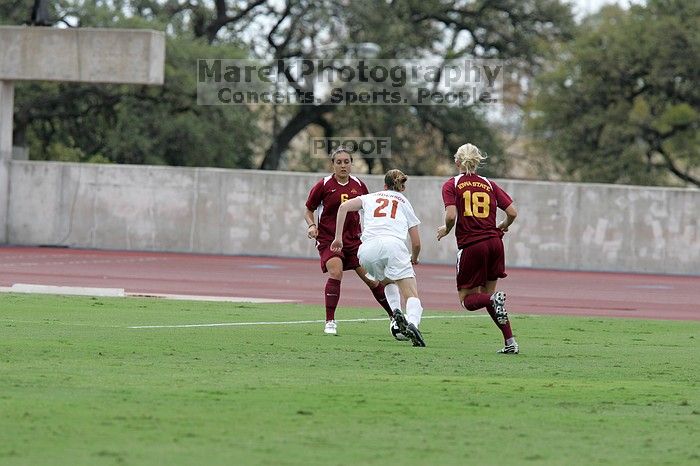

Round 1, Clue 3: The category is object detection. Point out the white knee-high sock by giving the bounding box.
[406,297,423,327]
[384,283,401,312]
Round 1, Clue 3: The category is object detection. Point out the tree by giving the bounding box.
[0,1,34,25]
[527,1,699,187]
[256,0,575,172]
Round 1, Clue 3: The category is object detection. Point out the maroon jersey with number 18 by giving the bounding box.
[442,173,513,249]
[306,174,369,248]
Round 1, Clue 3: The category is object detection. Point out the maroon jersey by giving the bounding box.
[442,173,513,249]
[306,174,369,248]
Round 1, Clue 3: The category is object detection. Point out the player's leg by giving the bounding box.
[387,240,426,347]
[460,285,517,353]
[382,279,408,341]
[456,241,489,310]
[360,245,405,341]
[459,286,495,313]
[383,239,418,314]
[323,256,343,335]
[485,240,518,353]
[353,243,394,318]
[354,266,393,318]
[460,284,507,321]
[394,277,421,325]
[483,281,497,294]
[483,279,509,324]
[384,239,425,346]
[392,277,425,347]
[484,279,517,353]
[382,282,401,313]
[458,241,518,353]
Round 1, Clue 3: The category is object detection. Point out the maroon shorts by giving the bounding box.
[456,237,507,290]
[318,244,361,273]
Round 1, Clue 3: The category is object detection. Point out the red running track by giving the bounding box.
[0,246,697,320]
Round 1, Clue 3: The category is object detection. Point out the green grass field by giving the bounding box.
[1,293,698,465]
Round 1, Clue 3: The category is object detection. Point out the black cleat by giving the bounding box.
[392,309,409,333]
[393,309,426,347]
[406,322,426,347]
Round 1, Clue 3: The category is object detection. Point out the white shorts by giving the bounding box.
[358,237,415,281]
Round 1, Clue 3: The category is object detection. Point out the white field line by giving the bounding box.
[128,314,489,329]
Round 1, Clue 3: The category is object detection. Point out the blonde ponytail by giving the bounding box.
[454,143,486,174]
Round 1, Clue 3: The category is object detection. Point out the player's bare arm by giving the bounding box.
[497,204,518,232]
[437,205,458,241]
[409,226,421,264]
[330,197,363,252]
[304,208,318,239]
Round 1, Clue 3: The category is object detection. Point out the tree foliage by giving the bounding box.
[0,1,35,25]
[3,0,575,176]
[527,0,699,187]
[254,0,574,173]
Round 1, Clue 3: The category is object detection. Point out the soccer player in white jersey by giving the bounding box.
[331,170,426,347]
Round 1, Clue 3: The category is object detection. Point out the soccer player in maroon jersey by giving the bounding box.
[436,143,520,354]
[304,147,395,335]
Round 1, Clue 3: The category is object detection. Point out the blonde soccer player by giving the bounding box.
[331,169,426,347]
[436,143,520,354]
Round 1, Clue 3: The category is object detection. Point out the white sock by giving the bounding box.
[384,284,401,313]
[406,297,423,327]
[506,337,516,346]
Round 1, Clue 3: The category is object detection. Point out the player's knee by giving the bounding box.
[461,294,481,311]
[363,278,378,289]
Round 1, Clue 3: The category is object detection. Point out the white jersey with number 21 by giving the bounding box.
[359,191,421,242]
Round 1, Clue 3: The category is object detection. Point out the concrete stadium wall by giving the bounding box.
[0,26,165,84]
[5,160,699,275]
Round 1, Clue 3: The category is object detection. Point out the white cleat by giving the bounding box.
[324,320,337,335]
[490,291,509,325]
[497,342,519,354]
